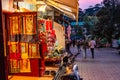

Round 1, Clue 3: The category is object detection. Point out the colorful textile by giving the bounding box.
[28,43,39,58]
[23,15,36,34]
[20,43,28,59]
[8,42,21,59]
[9,16,21,34]
[9,59,20,73]
[20,59,31,72]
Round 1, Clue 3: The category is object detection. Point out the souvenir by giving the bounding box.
[45,20,52,31]
[23,15,36,34]
[9,42,20,59]
[20,59,31,72]
[9,16,21,34]
[28,43,39,58]
[10,59,20,73]
[38,19,45,33]
[20,43,28,58]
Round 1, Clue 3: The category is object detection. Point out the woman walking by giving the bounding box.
[89,38,96,59]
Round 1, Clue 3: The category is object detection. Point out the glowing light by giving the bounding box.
[38,5,47,12]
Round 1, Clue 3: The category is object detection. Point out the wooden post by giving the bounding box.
[0,0,7,80]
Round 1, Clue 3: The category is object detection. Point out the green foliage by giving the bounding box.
[94,0,120,43]
[75,25,83,36]
[83,15,98,35]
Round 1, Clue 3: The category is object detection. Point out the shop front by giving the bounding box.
[1,0,79,79]
[3,11,62,77]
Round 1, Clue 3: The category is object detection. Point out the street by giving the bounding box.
[71,47,120,80]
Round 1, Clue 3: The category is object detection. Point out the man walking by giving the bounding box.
[89,37,96,58]
[81,37,87,58]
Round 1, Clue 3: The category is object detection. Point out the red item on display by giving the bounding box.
[39,59,45,76]
[46,20,52,31]
[39,43,48,59]
[28,43,39,58]
[51,30,56,39]
[9,42,21,59]
[51,29,55,34]
[47,30,56,43]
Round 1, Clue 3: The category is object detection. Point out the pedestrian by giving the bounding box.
[65,39,70,52]
[96,38,101,48]
[76,40,81,53]
[112,38,119,49]
[118,37,120,54]
[81,37,87,58]
[89,37,96,58]
[72,39,76,47]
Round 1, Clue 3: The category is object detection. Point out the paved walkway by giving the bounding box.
[70,46,120,80]
[8,75,53,80]
[9,47,120,80]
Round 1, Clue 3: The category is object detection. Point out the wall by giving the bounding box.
[2,0,13,11]
[53,22,65,49]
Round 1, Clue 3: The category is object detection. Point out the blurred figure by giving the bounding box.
[89,37,96,59]
[96,38,101,48]
[118,37,120,54]
[112,38,119,49]
[76,40,81,53]
[72,39,76,47]
[81,37,87,58]
[65,39,71,52]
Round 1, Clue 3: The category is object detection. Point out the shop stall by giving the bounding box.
[4,11,64,77]
[4,12,45,77]
[1,0,79,79]
[37,19,62,64]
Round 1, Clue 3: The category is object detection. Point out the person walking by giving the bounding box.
[81,37,87,58]
[65,39,70,52]
[89,37,96,58]
[76,40,81,53]
[72,39,76,47]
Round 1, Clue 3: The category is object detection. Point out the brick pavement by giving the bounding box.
[70,46,120,80]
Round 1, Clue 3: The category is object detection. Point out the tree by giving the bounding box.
[95,7,113,42]
[83,15,98,36]
[94,0,120,43]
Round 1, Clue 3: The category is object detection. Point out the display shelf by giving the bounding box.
[9,58,40,77]
[4,12,57,77]
[5,12,44,77]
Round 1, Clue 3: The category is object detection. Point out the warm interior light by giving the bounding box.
[38,5,47,12]
[47,0,72,12]
[59,4,72,12]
